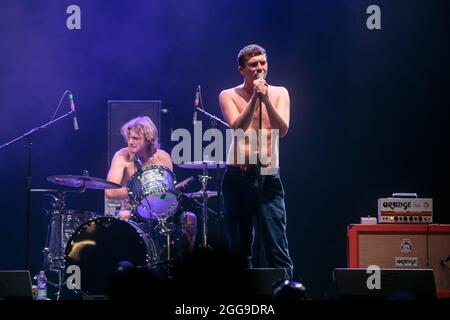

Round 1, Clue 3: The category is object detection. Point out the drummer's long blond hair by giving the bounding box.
[120,116,160,153]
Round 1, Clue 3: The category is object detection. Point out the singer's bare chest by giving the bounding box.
[233,86,281,128]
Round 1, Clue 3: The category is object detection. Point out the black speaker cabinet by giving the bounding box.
[333,268,436,300]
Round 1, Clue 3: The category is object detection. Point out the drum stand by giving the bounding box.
[154,215,179,278]
[42,190,67,300]
[157,216,172,261]
[42,183,88,300]
[198,164,212,250]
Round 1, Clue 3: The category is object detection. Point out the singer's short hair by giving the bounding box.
[120,116,159,152]
[237,44,267,67]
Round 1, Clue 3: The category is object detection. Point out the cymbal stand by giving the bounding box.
[42,190,67,300]
[198,163,212,250]
[157,216,172,260]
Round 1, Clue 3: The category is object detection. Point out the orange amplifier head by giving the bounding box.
[377,197,433,223]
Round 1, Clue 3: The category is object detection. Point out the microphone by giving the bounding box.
[68,92,79,130]
[256,72,266,79]
[256,72,265,101]
[193,85,200,124]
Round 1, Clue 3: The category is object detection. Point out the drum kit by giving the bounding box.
[40,161,225,299]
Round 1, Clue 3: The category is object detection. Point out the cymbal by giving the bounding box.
[30,189,59,193]
[178,161,226,169]
[183,190,218,199]
[47,175,122,190]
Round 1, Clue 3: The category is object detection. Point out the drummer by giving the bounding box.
[105,116,196,249]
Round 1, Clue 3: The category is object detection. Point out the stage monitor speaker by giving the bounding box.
[105,100,162,215]
[0,270,33,300]
[333,268,437,300]
[242,268,289,296]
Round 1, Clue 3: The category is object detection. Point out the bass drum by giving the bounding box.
[64,217,158,296]
[46,210,97,272]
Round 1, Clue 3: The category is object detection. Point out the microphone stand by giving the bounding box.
[194,107,230,129]
[0,110,75,271]
[255,73,266,269]
[256,97,264,269]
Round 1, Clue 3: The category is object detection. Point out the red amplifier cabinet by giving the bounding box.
[347,224,450,298]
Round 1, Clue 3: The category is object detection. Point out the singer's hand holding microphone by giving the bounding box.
[253,72,268,100]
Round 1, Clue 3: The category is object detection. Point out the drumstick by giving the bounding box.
[175,176,194,189]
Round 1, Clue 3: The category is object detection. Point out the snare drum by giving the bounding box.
[127,165,180,221]
[64,217,158,296]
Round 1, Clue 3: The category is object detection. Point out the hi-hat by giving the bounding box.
[47,175,122,190]
[30,189,59,193]
[178,161,226,169]
[183,190,218,199]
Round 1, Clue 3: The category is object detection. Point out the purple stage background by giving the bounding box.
[1,0,449,299]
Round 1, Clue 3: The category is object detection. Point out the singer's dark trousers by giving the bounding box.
[222,166,293,278]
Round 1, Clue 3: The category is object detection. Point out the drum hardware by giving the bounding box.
[188,198,221,217]
[40,189,68,300]
[41,190,98,300]
[183,190,218,199]
[42,171,121,299]
[178,161,225,250]
[31,189,59,193]
[128,165,180,221]
[47,170,122,190]
[178,161,226,170]
[199,170,212,250]
[154,216,176,277]
[175,176,194,189]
